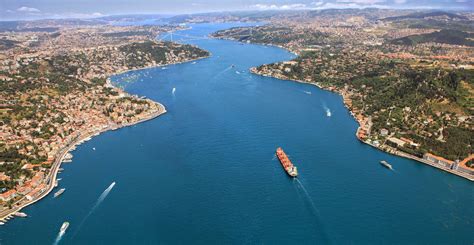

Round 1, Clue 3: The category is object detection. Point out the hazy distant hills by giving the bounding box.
[391,29,474,47]
[383,11,469,21]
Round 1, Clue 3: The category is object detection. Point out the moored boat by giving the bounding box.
[276,147,298,177]
[14,212,27,218]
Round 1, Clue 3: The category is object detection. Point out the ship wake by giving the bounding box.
[72,182,116,238]
[52,231,65,245]
[294,178,332,243]
[295,178,320,216]
[321,102,332,117]
[210,65,233,81]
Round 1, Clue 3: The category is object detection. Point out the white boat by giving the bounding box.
[0,222,4,225]
[54,188,65,198]
[60,221,69,233]
[380,160,393,170]
[14,212,27,218]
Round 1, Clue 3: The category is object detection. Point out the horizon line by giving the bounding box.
[1,7,473,22]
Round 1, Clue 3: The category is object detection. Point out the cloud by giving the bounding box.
[17,6,41,12]
[311,1,326,6]
[251,3,308,10]
[336,0,386,4]
[394,0,407,3]
[316,2,390,9]
[50,12,105,19]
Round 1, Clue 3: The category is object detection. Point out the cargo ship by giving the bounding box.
[380,160,393,170]
[276,147,298,177]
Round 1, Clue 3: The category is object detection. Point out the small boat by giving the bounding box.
[231,64,236,68]
[380,160,393,170]
[92,147,96,151]
[14,212,27,218]
[54,188,65,198]
[60,221,69,233]
[0,222,4,225]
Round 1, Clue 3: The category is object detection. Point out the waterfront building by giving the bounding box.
[423,153,454,168]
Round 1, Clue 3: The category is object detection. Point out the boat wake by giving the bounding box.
[325,108,332,117]
[303,90,312,95]
[322,105,332,117]
[53,231,65,245]
[72,182,116,238]
[294,178,331,243]
[295,178,320,216]
[210,65,233,81]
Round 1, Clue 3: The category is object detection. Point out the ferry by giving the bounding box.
[276,147,298,177]
[60,221,69,233]
[14,212,27,218]
[54,188,66,198]
[380,160,393,170]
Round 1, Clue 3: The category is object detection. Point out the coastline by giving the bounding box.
[249,68,474,182]
[0,34,211,223]
[0,94,166,222]
[0,57,207,222]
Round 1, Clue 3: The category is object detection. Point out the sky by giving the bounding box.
[1,0,473,21]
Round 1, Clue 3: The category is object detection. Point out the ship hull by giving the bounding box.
[276,148,298,177]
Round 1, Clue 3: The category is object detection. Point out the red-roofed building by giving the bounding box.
[0,189,17,202]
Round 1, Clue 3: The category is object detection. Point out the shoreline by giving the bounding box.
[249,68,474,182]
[0,34,211,223]
[0,55,205,221]
[0,103,166,222]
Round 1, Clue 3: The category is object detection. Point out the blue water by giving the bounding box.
[1,23,473,244]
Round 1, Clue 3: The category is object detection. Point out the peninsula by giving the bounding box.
[0,21,209,221]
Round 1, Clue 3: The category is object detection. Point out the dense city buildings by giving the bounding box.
[0,21,209,216]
